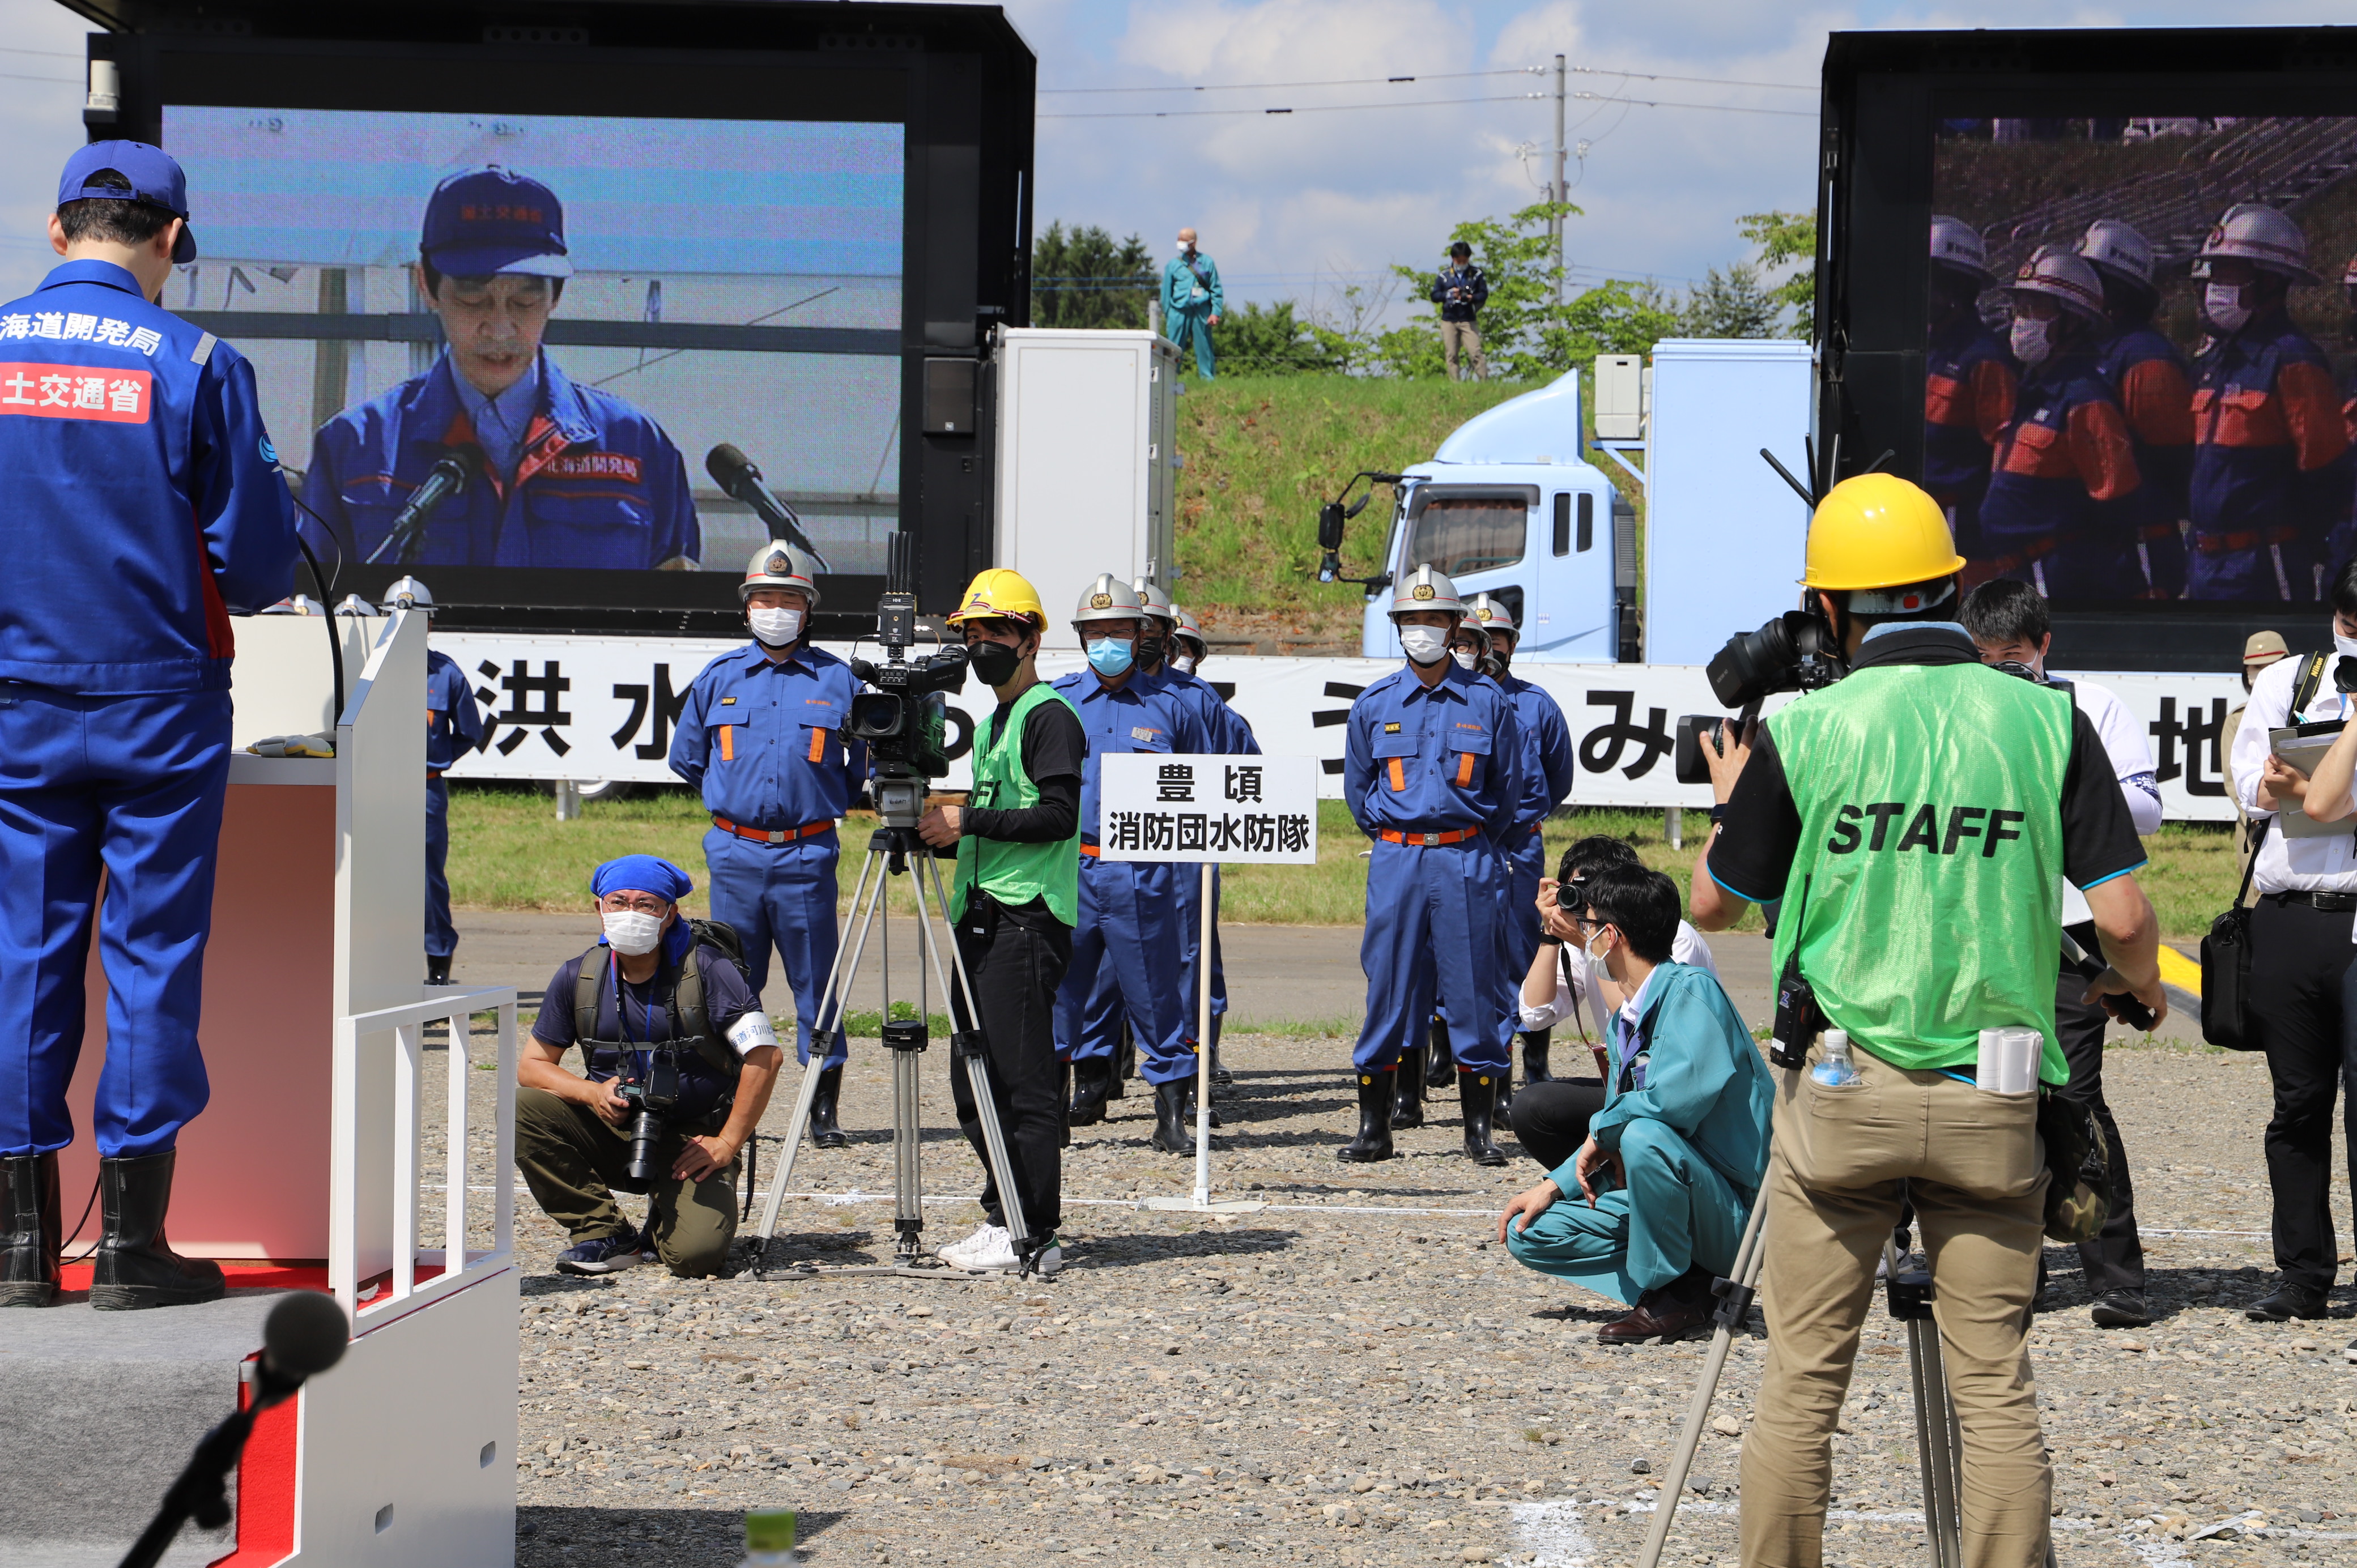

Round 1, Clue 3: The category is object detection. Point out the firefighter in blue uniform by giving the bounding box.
[2078,220,2194,599]
[1925,215,2018,573]
[1341,564,1524,1168]
[381,577,487,986]
[2185,203,2351,602]
[300,167,700,572]
[1056,575,1219,1156]
[1975,246,2145,599]
[0,144,295,1310]
[669,543,866,1148]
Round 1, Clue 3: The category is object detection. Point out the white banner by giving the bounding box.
[432,633,2248,823]
[1096,755,1319,863]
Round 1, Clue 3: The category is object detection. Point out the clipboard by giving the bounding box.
[2269,722,2351,838]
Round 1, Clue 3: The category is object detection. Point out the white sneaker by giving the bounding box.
[935,1223,1009,1269]
[963,1230,1062,1276]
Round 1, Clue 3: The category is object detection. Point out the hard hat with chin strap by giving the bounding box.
[1173,605,1207,655]
[1390,562,1465,618]
[1466,592,1516,637]
[1801,475,1965,606]
[2077,219,2156,293]
[1129,578,1177,625]
[2011,245,2108,324]
[739,541,820,609]
[947,567,1047,629]
[2195,202,2324,285]
[1929,214,1992,284]
[1072,572,1145,627]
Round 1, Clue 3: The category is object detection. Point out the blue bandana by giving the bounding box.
[589,854,693,904]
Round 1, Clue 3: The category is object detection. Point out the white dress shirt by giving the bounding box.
[2230,647,2357,896]
[2056,676,2164,924]
[1520,921,1718,1036]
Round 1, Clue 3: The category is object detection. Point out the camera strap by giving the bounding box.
[571,944,741,1087]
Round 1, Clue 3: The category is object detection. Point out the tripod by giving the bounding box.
[747,779,1041,1279]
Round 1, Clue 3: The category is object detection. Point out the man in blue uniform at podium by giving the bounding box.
[0,143,295,1310]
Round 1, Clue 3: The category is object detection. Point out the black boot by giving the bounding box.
[1521,1028,1552,1088]
[1067,1058,1113,1126]
[1338,1068,1394,1164]
[1390,1046,1426,1130]
[1111,1024,1134,1099]
[809,1064,849,1149]
[91,1151,225,1311]
[1,1153,62,1307]
[1211,1039,1232,1088]
[1151,1081,1196,1155]
[425,953,453,986]
[1494,1063,1517,1130]
[1461,1072,1508,1166]
[1423,1016,1455,1089]
[1182,1083,1223,1130]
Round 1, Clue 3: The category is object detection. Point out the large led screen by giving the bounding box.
[1929,116,2357,606]
[162,105,904,583]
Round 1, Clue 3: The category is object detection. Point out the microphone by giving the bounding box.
[706,442,831,569]
[367,453,470,567]
[256,1290,351,1398]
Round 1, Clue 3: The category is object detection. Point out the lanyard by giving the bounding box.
[608,949,660,1081]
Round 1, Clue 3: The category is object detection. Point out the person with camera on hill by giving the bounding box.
[1689,474,2163,1568]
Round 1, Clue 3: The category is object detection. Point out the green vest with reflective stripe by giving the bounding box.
[1764,659,2076,1083]
[952,680,1080,925]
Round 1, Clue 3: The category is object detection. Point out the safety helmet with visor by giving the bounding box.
[2194,203,2324,285]
[739,541,821,610]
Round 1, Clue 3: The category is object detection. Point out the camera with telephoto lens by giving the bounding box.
[615,1051,683,1187]
[1672,608,1852,785]
[846,533,966,826]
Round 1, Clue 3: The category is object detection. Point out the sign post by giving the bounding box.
[1095,753,1318,1212]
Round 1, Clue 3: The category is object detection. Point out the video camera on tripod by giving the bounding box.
[846,534,967,825]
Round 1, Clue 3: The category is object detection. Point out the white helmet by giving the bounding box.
[1466,591,1517,637]
[2010,245,2108,324]
[1390,561,1465,618]
[2196,203,2323,285]
[259,594,322,616]
[1173,605,1208,658]
[1072,572,1146,628]
[1129,578,1177,625]
[1929,214,1992,284]
[739,541,821,609]
[2075,219,2155,293]
[381,576,435,615]
[333,593,377,617]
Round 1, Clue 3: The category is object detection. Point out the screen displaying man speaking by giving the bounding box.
[160,106,905,582]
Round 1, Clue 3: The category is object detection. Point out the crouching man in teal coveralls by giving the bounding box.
[1495,863,1771,1344]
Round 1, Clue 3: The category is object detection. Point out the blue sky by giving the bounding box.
[7,2,2356,314]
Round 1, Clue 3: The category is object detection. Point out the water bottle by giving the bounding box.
[1811,1029,1860,1087]
[740,1509,796,1566]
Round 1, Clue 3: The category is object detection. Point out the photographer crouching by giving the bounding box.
[516,855,782,1278]
[1689,476,2164,1568]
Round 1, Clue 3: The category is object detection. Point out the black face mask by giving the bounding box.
[969,637,1024,688]
[1135,633,1167,670]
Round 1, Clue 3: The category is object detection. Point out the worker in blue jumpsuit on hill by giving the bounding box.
[670,543,867,1148]
[300,166,700,572]
[1162,228,1224,380]
[381,577,486,986]
[0,143,295,1311]
[1341,564,1524,1168]
[1056,575,1218,1156]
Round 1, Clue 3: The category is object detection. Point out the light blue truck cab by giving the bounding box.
[1345,370,1636,664]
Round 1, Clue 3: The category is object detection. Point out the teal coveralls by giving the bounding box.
[1162,249,1223,379]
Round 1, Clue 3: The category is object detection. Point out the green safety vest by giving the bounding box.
[952,680,1080,925]
[1765,657,2077,1084]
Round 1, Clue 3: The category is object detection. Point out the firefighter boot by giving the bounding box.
[1390,1046,1426,1130]
[809,1064,849,1149]
[91,1151,226,1311]
[1,1153,62,1307]
[1461,1071,1508,1167]
[1338,1069,1396,1164]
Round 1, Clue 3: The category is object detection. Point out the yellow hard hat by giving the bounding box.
[947,567,1046,628]
[1800,474,1964,592]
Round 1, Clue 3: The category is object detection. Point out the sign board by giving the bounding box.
[1094,754,1318,864]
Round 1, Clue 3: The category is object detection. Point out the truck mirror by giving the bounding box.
[1317,501,1346,552]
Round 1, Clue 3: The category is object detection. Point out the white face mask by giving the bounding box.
[748,606,803,647]
[1584,927,1613,964]
[1399,626,1449,666]
[2009,316,2052,367]
[1451,648,1479,671]
[2334,628,2357,663]
[2205,282,2251,334]
[1170,653,1198,675]
[602,910,664,956]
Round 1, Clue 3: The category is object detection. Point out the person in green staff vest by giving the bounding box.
[916,568,1086,1277]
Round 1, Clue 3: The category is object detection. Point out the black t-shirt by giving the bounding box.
[531,945,761,1077]
[1705,626,2147,906]
[963,691,1087,843]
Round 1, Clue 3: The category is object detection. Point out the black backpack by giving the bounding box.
[572,917,756,1085]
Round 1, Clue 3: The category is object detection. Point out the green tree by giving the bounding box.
[1679,261,1782,339]
[1214,300,1348,376]
[1738,210,1816,338]
[1031,221,1154,329]
[1389,200,1583,379]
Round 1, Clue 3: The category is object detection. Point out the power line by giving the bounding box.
[0,45,86,59]
[1039,62,1813,96]
[1575,91,1810,118]
[1041,92,1542,121]
[0,71,79,84]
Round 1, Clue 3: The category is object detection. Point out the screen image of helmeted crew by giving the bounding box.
[1929,115,2357,606]
[158,106,905,577]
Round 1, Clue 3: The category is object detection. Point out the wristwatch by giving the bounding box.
[1707,804,1729,825]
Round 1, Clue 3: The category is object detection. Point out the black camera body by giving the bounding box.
[1705,609,1846,709]
[615,1053,683,1187]
[848,539,969,811]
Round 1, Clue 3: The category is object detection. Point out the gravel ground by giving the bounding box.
[422,1024,2357,1567]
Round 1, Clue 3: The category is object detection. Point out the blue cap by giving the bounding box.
[589,855,692,905]
[420,167,571,279]
[58,140,197,264]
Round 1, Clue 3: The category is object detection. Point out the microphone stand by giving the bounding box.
[117,1366,300,1568]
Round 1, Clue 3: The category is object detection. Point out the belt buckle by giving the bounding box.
[1420,832,1440,847]
[765,829,788,845]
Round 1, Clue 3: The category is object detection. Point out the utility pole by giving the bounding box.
[1552,52,1567,308]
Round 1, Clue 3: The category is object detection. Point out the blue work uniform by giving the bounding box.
[2095,326,2194,598]
[1924,318,2018,560]
[1162,250,1223,380]
[1054,668,1217,1086]
[1504,964,1770,1303]
[425,647,487,961]
[669,642,867,1068]
[1343,661,1523,1077]
[1494,673,1577,1052]
[300,350,700,570]
[2186,316,2352,601]
[1975,352,2144,599]
[1152,667,1257,1051]
[0,259,295,1158]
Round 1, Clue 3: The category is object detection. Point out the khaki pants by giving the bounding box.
[1441,319,1485,381]
[514,1085,741,1277]
[1739,1044,2050,1568]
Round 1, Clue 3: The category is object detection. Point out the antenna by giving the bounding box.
[885,530,916,596]
[1760,448,1816,508]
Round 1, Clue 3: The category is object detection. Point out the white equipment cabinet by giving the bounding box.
[989,327,1180,647]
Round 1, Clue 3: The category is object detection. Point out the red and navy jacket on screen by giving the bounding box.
[1923,318,2018,504]
[0,259,293,693]
[1976,353,2142,561]
[2189,317,2351,551]
[2096,326,2194,519]
[300,350,699,570]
